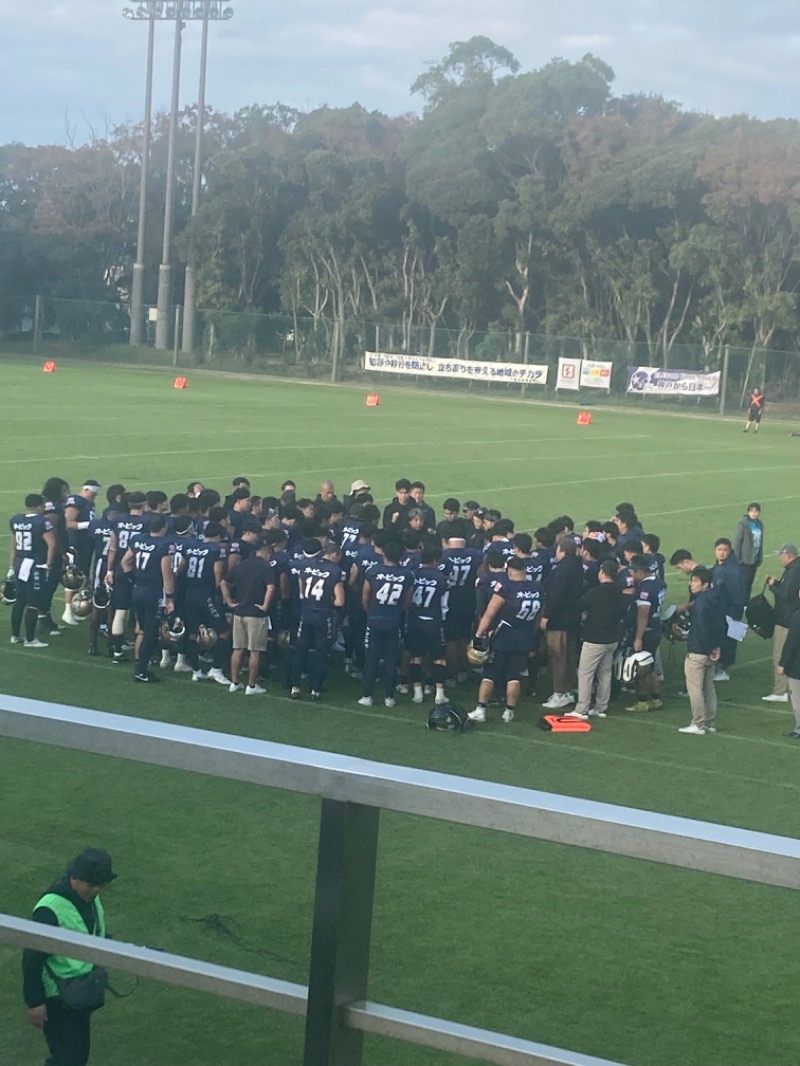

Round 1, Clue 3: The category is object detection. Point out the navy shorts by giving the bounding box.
[405,616,446,659]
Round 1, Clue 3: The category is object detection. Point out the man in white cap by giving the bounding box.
[344,479,371,512]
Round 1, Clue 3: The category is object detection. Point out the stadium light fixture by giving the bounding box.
[123,1,234,20]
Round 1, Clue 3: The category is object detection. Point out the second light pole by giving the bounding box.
[155,11,184,350]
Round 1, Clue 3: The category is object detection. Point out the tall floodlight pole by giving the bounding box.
[124,1,233,350]
[182,2,233,353]
[126,3,156,346]
[154,11,184,349]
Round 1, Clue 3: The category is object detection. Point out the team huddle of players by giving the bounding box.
[7,474,674,714]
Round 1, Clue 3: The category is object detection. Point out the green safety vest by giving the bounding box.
[35,892,106,1000]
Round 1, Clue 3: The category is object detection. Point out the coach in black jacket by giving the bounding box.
[568,560,626,719]
[541,537,584,708]
[764,544,800,702]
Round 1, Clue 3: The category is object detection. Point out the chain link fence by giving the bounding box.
[2,295,800,417]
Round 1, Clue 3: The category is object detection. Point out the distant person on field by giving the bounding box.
[733,503,764,599]
[743,388,764,433]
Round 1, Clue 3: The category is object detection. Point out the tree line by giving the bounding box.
[2,36,800,371]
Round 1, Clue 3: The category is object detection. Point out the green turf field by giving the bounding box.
[1,358,799,1066]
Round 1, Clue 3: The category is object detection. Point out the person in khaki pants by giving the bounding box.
[763,544,800,703]
[680,567,726,735]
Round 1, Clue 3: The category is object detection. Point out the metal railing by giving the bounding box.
[3,693,800,1066]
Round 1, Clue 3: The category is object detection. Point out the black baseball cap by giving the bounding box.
[67,847,117,886]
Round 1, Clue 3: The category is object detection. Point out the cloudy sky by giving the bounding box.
[3,0,800,145]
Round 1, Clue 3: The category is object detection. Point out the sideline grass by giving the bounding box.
[1,358,799,1066]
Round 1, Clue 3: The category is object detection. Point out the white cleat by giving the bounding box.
[501,709,514,723]
[191,670,209,682]
[384,697,396,708]
[245,684,266,695]
[468,707,486,723]
[762,693,789,702]
[228,683,244,694]
[678,723,706,735]
[357,696,373,707]
[24,639,49,648]
[207,668,230,686]
[564,709,589,720]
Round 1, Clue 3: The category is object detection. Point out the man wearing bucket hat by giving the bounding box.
[23,847,117,1066]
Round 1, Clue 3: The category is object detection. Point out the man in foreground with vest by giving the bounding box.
[22,847,116,1066]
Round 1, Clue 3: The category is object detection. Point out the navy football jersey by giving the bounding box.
[166,533,198,575]
[270,549,291,589]
[528,547,555,585]
[635,574,666,633]
[113,514,148,559]
[228,538,257,565]
[441,547,483,593]
[401,549,422,571]
[89,518,114,562]
[366,565,414,623]
[297,559,343,614]
[352,545,382,588]
[183,540,224,594]
[485,537,516,562]
[65,494,95,524]
[129,534,170,594]
[9,513,53,569]
[409,566,449,622]
[491,576,544,649]
[339,518,363,551]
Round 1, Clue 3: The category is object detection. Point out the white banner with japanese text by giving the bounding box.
[626,367,721,396]
[364,351,548,386]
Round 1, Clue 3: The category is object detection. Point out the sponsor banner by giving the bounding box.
[556,357,581,391]
[364,351,548,386]
[580,359,613,390]
[626,366,721,397]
